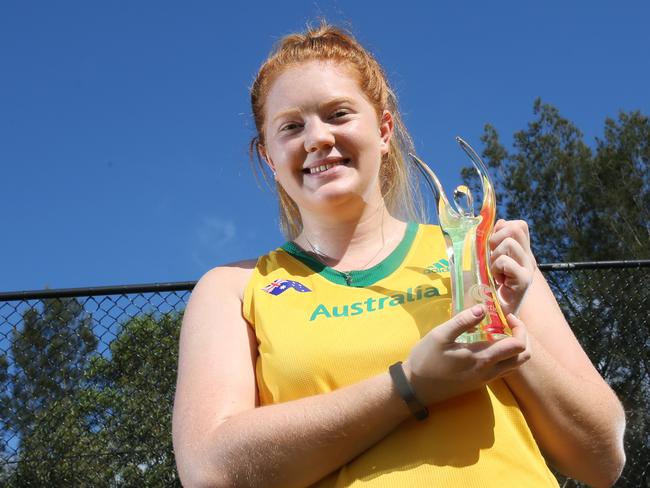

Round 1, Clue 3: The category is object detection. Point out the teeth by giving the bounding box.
[308,160,347,174]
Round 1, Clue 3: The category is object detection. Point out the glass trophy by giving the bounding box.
[410,137,511,343]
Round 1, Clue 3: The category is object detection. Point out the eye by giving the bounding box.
[279,122,302,132]
[330,109,349,119]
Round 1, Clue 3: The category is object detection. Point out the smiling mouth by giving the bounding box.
[303,159,350,175]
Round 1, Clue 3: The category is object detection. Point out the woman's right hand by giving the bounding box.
[404,305,530,406]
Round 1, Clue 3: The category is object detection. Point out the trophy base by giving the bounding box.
[456,329,510,344]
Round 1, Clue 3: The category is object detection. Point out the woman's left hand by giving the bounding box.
[489,219,537,316]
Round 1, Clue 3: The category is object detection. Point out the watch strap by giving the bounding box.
[389,361,429,421]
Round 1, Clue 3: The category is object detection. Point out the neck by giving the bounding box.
[295,201,406,271]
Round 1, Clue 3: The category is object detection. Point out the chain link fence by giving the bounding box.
[0,263,648,487]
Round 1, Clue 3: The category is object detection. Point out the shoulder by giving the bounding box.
[204,258,259,279]
[193,258,259,302]
[191,242,298,303]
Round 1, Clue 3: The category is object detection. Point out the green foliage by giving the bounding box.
[462,100,650,487]
[463,99,649,261]
[0,298,97,438]
[588,111,650,259]
[84,312,182,487]
[0,301,182,486]
[0,297,98,484]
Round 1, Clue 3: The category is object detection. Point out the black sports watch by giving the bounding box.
[389,361,429,421]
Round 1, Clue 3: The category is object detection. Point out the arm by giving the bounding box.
[489,220,626,487]
[505,270,626,487]
[172,264,530,488]
[172,264,411,488]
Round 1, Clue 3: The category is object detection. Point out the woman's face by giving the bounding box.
[261,60,393,216]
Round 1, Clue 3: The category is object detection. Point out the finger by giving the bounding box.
[477,335,527,363]
[493,219,507,233]
[436,305,486,343]
[498,315,531,365]
[474,315,530,379]
[491,242,533,285]
[491,254,531,290]
[476,314,529,361]
[507,314,530,348]
[492,350,531,377]
[489,220,532,254]
[491,237,532,270]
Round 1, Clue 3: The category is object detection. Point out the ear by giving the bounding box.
[258,144,276,173]
[379,110,394,156]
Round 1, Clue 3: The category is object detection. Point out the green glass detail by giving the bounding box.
[409,137,510,343]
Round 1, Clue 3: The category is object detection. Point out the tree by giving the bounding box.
[0,302,182,487]
[0,297,97,484]
[462,99,649,262]
[462,100,650,487]
[1,306,183,486]
[83,311,182,486]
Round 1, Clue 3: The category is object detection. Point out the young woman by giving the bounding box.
[172,24,625,488]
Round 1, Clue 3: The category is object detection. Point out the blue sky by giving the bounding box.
[2,1,649,291]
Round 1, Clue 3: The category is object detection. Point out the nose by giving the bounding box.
[304,118,335,153]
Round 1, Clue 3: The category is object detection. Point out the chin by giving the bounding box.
[288,176,379,212]
[311,187,373,212]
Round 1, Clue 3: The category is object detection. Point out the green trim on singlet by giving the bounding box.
[280,221,419,287]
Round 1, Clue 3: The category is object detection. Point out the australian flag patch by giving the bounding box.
[262,279,312,296]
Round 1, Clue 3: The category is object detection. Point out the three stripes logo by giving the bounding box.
[425,258,450,274]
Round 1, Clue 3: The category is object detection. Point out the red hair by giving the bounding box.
[250,22,424,238]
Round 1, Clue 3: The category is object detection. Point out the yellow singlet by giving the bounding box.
[243,222,559,487]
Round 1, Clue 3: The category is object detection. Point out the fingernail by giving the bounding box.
[471,305,485,317]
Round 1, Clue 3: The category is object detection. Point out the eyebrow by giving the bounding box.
[271,97,355,125]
